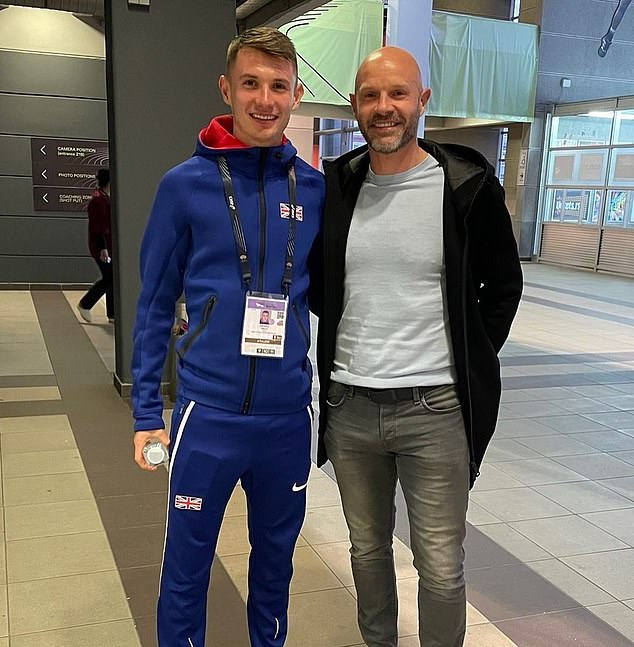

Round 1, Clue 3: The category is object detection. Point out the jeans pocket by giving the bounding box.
[420,384,462,413]
[326,381,349,408]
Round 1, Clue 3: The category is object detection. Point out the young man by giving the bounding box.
[315,47,522,647]
[78,168,113,323]
[131,28,324,647]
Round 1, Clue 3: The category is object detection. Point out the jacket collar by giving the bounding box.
[326,138,494,216]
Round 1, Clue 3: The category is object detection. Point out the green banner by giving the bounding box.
[279,0,384,106]
[429,12,538,122]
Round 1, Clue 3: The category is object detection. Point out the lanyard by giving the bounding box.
[217,155,297,296]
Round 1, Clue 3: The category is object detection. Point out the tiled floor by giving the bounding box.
[0,262,633,646]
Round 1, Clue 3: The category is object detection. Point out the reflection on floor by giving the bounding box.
[0,262,632,646]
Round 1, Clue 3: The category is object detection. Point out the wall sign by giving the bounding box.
[31,138,109,212]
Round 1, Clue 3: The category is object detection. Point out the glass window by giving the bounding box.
[544,189,564,222]
[561,190,583,223]
[608,148,634,186]
[613,109,634,145]
[604,190,633,227]
[550,113,613,148]
[547,150,608,186]
[548,153,576,184]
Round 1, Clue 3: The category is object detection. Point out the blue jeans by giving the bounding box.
[324,382,469,647]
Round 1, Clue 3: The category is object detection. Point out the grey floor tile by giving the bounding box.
[493,418,558,438]
[495,607,634,647]
[285,588,362,647]
[4,472,93,506]
[9,571,133,634]
[2,448,84,478]
[499,401,569,419]
[513,434,596,457]
[471,465,526,492]
[568,431,634,452]
[613,450,634,466]
[1,428,76,454]
[509,515,628,557]
[482,439,542,462]
[582,508,634,546]
[537,415,613,433]
[595,394,634,410]
[598,476,634,501]
[554,453,634,480]
[588,602,634,643]
[7,531,116,582]
[535,480,634,514]
[493,458,586,486]
[0,386,60,402]
[466,501,502,526]
[527,559,616,606]
[5,499,103,541]
[10,620,142,647]
[562,548,634,599]
[0,414,70,434]
[555,398,620,414]
[476,523,552,561]
[567,385,627,398]
[470,487,570,522]
[583,410,634,430]
[467,563,579,621]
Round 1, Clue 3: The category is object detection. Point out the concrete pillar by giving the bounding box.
[503,0,546,258]
[385,0,434,134]
[105,0,236,393]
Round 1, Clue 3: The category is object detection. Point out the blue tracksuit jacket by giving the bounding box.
[132,115,325,428]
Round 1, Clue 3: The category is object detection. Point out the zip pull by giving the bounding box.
[470,461,480,482]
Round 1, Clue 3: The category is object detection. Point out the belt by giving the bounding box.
[352,385,426,404]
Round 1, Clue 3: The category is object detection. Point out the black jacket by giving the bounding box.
[315,139,523,486]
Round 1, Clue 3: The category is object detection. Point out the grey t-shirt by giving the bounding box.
[332,153,457,388]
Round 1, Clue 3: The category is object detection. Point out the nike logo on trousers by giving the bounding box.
[292,481,308,492]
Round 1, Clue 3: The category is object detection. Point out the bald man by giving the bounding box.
[314,47,522,646]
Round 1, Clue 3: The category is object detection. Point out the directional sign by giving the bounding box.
[31,138,109,212]
[31,138,109,166]
[33,187,95,212]
[32,163,99,189]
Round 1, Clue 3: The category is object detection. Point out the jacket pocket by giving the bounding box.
[177,296,217,360]
[420,384,462,413]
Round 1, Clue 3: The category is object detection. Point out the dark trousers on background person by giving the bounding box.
[79,259,114,318]
[325,381,470,647]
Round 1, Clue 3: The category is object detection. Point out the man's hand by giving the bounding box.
[134,429,170,471]
[100,249,110,263]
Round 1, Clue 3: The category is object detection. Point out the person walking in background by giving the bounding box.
[598,0,632,57]
[315,47,522,647]
[131,28,324,647]
[78,168,113,323]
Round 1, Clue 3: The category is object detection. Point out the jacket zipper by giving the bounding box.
[241,150,268,414]
[461,174,487,484]
[292,303,310,351]
[176,296,216,359]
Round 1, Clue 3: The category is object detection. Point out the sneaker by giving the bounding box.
[77,305,92,323]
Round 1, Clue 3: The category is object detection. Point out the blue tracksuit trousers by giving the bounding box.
[158,398,312,646]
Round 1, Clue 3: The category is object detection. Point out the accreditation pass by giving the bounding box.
[241,292,288,358]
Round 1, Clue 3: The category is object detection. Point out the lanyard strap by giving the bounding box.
[217,156,252,285]
[281,165,297,296]
[217,156,298,295]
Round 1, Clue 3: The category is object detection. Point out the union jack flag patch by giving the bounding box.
[280,203,303,221]
[175,495,203,511]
